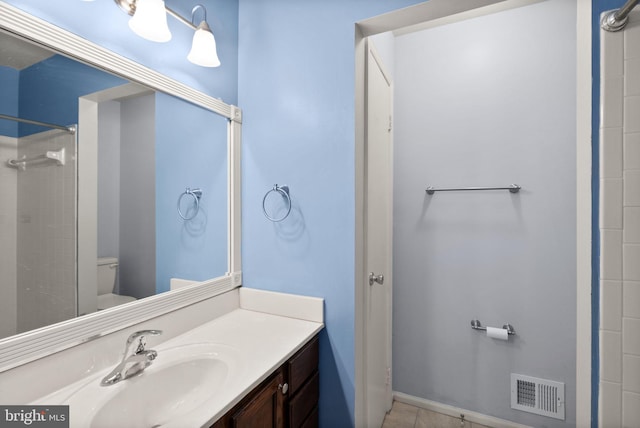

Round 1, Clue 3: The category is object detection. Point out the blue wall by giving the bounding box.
[1,55,125,138]
[155,92,229,293]
[237,1,421,426]
[19,55,124,135]
[0,66,19,137]
[2,0,239,105]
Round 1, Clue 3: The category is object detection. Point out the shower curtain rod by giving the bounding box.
[601,0,639,31]
[0,114,76,134]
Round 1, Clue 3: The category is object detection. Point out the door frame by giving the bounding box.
[353,1,592,426]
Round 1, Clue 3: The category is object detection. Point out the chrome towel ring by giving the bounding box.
[177,187,202,220]
[262,184,291,222]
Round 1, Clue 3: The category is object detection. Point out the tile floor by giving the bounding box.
[382,401,492,428]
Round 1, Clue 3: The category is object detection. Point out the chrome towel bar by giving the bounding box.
[7,148,66,170]
[426,184,521,195]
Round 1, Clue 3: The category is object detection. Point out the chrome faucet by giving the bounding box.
[100,329,163,386]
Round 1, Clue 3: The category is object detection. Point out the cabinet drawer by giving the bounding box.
[287,336,319,395]
[288,371,319,428]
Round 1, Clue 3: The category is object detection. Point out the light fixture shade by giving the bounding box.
[187,22,220,67]
[128,0,171,43]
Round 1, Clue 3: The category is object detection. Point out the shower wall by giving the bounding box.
[0,135,17,338]
[16,129,76,333]
[598,8,640,426]
[392,0,576,426]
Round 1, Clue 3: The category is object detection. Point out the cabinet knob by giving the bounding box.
[278,383,289,395]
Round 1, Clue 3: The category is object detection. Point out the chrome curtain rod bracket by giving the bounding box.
[426,184,521,195]
[601,0,640,31]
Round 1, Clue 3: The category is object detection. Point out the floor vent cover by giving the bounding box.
[510,374,565,420]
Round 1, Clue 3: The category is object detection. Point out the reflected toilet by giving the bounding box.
[97,257,137,310]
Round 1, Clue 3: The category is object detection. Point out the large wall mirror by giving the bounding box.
[0,2,241,371]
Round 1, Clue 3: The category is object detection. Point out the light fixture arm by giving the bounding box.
[165,4,209,30]
[165,6,197,30]
[191,5,207,26]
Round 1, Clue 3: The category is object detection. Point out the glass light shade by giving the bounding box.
[128,0,171,43]
[187,22,220,67]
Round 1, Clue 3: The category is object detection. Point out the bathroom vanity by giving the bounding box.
[212,335,319,428]
[13,288,324,428]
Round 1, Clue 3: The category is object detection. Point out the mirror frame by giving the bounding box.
[0,2,242,372]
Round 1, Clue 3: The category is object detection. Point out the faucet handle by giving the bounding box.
[124,330,162,356]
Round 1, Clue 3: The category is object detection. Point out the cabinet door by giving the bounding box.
[231,370,285,428]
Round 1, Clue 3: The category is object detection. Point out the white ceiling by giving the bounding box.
[0,31,54,70]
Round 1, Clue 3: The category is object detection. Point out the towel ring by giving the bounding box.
[262,184,291,222]
[177,187,202,220]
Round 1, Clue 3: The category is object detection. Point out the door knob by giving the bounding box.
[369,272,384,286]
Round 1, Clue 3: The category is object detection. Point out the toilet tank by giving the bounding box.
[97,257,118,295]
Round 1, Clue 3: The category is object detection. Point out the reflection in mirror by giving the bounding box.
[0,32,229,340]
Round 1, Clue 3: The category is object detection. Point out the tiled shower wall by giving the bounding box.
[16,129,76,333]
[599,8,640,427]
[0,135,17,338]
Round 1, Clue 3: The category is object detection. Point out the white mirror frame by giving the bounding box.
[0,1,242,372]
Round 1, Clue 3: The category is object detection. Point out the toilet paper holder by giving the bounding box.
[470,319,516,335]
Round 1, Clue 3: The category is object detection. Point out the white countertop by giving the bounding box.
[33,289,324,428]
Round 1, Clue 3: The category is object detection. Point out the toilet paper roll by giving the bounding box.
[486,326,508,341]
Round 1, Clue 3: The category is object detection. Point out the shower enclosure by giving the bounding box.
[0,115,77,339]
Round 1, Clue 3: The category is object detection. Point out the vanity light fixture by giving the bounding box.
[127,0,171,42]
[114,0,220,67]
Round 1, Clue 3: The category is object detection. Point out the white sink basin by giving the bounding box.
[62,343,242,428]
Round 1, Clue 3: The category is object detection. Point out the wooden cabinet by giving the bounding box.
[232,370,285,428]
[285,336,319,428]
[212,335,319,428]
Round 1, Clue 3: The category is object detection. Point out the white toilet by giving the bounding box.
[97,257,137,310]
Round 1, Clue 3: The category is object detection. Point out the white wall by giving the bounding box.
[95,94,155,299]
[369,32,395,76]
[599,8,640,427]
[392,0,577,425]
[0,136,17,338]
[97,100,121,266]
[16,129,76,332]
[119,94,155,299]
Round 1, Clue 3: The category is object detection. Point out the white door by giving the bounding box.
[364,40,393,428]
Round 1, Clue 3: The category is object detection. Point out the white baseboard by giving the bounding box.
[393,392,532,428]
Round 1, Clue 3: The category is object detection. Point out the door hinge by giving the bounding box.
[386,367,391,386]
[388,115,392,132]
